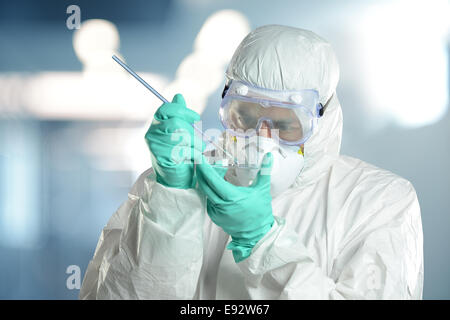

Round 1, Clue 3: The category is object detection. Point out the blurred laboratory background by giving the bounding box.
[0,0,448,299]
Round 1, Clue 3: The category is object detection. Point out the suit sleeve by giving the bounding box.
[236,180,424,299]
[79,169,206,299]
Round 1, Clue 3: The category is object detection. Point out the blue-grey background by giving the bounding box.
[0,0,448,299]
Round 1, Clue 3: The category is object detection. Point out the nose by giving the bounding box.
[257,120,272,138]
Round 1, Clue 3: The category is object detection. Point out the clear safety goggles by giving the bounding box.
[219,81,324,146]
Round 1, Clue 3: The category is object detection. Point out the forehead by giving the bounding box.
[265,106,297,120]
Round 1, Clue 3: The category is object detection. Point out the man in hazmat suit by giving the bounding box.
[79,25,423,299]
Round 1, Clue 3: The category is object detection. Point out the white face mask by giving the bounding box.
[223,135,304,198]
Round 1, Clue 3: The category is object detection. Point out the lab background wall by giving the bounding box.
[0,0,448,299]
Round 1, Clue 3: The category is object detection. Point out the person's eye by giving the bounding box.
[275,122,294,130]
[237,115,247,125]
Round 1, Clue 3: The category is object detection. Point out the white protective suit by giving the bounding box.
[80,25,424,299]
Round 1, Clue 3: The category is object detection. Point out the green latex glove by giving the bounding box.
[145,94,203,189]
[196,153,274,262]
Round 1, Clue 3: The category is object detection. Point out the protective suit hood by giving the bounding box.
[225,25,343,187]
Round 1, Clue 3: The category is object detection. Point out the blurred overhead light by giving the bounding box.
[0,19,168,120]
[0,12,250,121]
[73,19,120,73]
[165,10,250,115]
[360,0,449,128]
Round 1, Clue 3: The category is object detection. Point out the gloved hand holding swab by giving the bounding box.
[111,55,239,167]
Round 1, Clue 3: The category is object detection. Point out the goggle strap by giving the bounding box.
[221,84,230,99]
[318,93,334,117]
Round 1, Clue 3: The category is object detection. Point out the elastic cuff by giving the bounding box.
[226,241,255,263]
[226,221,275,263]
[156,174,196,190]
